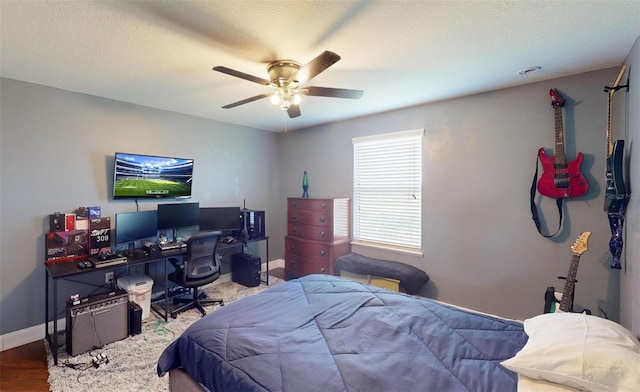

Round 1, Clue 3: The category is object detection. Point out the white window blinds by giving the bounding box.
[352,129,423,252]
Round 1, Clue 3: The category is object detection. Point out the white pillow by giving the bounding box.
[501,313,640,392]
[518,375,582,392]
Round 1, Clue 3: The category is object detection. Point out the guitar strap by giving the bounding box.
[530,154,564,238]
[607,199,626,269]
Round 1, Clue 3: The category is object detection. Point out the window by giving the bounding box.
[352,129,423,253]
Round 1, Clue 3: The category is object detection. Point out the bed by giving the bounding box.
[157,274,640,392]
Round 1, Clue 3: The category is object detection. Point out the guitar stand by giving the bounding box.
[555,276,592,315]
[603,79,630,93]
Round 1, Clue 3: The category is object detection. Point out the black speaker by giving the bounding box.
[66,289,129,356]
[232,253,261,287]
[129,302,142,335]
[144,243,161,256]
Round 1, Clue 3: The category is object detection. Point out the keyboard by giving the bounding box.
[158,242,186,251]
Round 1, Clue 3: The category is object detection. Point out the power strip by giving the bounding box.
[91,353,109,368]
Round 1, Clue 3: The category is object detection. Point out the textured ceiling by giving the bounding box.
[1,1,639,132]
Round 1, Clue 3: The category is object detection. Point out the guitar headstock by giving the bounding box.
[571,231,591,255]
[549,88,565,109]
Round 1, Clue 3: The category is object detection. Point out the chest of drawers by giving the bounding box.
[285,198,351,278]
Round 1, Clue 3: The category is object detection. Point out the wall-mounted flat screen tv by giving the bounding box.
[113,152,194,199]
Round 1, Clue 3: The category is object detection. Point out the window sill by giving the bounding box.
[351,241,424,258]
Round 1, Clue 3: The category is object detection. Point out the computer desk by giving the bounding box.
[216,236,270,284]
[45,236,269,365]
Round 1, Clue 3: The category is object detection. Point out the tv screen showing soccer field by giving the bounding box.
[113,152,194,199]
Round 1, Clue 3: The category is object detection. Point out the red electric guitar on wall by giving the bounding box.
[537,89,589,199]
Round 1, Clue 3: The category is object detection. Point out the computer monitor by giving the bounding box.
[157,202,200,230]
[199,207,242,233]
[115,210,158,246]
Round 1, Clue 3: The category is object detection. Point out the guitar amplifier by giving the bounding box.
[65,289,129,356]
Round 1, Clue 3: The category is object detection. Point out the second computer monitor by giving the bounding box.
[199,207,242,233]
[157,202,200,230]
[115,210,158,246]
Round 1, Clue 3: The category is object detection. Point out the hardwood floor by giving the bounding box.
[268,266,285,281]
[0,340,49,391]
[0,268,286,392]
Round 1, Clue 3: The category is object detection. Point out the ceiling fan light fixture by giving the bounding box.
[279,95,291,111]
[214,51,362,119]
[271,89,300,110]
[270,94,281,105]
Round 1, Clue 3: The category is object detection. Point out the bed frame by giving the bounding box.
[169,368,207,392]
[159,274,529,391]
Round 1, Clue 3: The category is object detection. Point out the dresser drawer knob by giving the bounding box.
[319,231,325,237]
[292,214,298,220]
[320,204,326,209]
[290,244,296,250]
[292,227,298,233]
[319,250,325,256]
[291,260,297,265]
[319,267,325,273]
[319,217,325,223]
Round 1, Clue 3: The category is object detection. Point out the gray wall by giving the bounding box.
[1,62,637,337]
[280,68,627,323]
[620,35,640,336]
[0,79,283,335]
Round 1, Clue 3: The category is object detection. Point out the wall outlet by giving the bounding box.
[105,272,114,284]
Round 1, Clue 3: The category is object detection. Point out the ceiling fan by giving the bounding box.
[213,51,364,118]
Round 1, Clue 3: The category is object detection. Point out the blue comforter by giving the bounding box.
[157,275,527,392]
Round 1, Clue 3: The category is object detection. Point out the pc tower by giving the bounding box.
[241,209,265,240]
[129,302,142,335]
[232,253,261,287]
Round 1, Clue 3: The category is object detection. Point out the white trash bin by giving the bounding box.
[117,274,154,320]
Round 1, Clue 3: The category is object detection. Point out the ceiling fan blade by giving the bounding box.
[213,66,271,86]
[221,94,270,109]
[287,105,301,118]
[288,51,341,85]
[119,2,277,63]
[303,86,364,99]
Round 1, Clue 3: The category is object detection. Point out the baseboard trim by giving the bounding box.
[0,259,285,352]
[0,317,66,352]
[268,258,285,270]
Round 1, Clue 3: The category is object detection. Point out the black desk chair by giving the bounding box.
[168,232,224,318]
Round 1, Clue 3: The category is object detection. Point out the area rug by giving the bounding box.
[46,277,283,392]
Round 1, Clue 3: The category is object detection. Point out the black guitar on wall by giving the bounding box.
[604,64,628,210]
[604,65,629,269]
